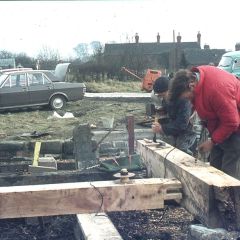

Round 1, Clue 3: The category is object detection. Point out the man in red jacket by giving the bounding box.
[172,66,240,179]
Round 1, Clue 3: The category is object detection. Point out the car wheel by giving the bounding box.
[50,95,66,110]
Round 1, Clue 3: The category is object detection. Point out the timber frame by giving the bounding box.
[0,178,181,219]
[137,139,240,230]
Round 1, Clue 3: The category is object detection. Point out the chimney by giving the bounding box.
[204,44,210,50]
[157,33,160,43]
[177,32,181,43]
[235,42,240,51]
[135,33,139,43]
[197,31,201,47]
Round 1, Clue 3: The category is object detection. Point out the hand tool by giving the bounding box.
[153,116,158,142]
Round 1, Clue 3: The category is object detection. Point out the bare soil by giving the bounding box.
[0,215,76,240]
[109,203,196,240]
[0,205,195,240]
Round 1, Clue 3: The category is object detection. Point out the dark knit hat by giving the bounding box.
[153,76,169,94]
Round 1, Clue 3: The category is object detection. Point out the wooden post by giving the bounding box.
[76,213,122,240]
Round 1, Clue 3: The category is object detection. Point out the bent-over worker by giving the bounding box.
[171,66,240,179]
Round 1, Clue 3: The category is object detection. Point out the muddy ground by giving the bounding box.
[0,98,147,141]
[109,203,196,240]
[0,204,195,240]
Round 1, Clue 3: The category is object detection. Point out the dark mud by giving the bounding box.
[109,203,196,240]
[0,203,196,240]
[0,215,76,240]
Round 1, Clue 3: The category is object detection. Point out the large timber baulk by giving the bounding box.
[137,139,240,230]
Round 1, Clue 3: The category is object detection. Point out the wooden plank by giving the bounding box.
[32,142,41,166]
[137,139,240,230]
[0,178,181,219]
[76,213,122,240]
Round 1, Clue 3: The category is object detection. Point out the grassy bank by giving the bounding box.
[85,80,142,93]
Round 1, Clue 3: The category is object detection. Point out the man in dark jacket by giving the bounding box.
[150,76,169,121]
[152,77,197,155]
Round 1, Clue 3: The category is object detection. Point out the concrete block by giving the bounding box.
[29,140,63,154]
[99,142,114,151]
[63,139,74,155]
[0,141,26,151]
[113,141,128,149]
[99,147,121,156]
[38,156,57,169]
[187,224,240,240]
[73,124,97,169]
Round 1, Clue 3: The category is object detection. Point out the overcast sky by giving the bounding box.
[0,0,239,58]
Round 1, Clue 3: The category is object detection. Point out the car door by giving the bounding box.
[27,72,54,105]
[0,73,28,108]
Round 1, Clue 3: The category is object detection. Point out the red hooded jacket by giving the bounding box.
[191,66,240,144]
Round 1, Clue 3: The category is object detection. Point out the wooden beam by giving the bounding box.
[76,213,122,240]
[0,178,181,219]
[137,139,240,230]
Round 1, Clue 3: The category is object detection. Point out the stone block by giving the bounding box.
[99,147,121,156]
[113,141,128,149]
[187,224,240,240]
[38,156,57,169]
[99,142,114,151]
[29,140,63,154]
[63,139,74,155]
[0,141,26,151]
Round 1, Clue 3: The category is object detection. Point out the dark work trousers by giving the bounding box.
[210,133,240,179]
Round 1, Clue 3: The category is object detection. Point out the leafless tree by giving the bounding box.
[74,43,89,62]
[37,45,61,69]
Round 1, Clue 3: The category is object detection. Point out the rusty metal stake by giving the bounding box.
[126,115,135,155]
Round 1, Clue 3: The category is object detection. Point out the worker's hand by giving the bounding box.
[152,122,163,134]
[198,140,214,153]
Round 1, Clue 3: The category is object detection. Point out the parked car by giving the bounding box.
[0,69,86,110]
[218,50,240,78]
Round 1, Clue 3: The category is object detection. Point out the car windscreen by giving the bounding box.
[218,56,232,67]
[0,74,8,87]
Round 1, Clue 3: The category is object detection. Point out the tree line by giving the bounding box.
[0,41,168,83]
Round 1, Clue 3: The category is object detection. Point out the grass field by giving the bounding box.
[85,80,142,93]
[0,80,148,141]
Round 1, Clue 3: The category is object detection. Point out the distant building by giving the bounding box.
[0,58,16,69]
[183,48,226,67]
[104,32,226,72]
